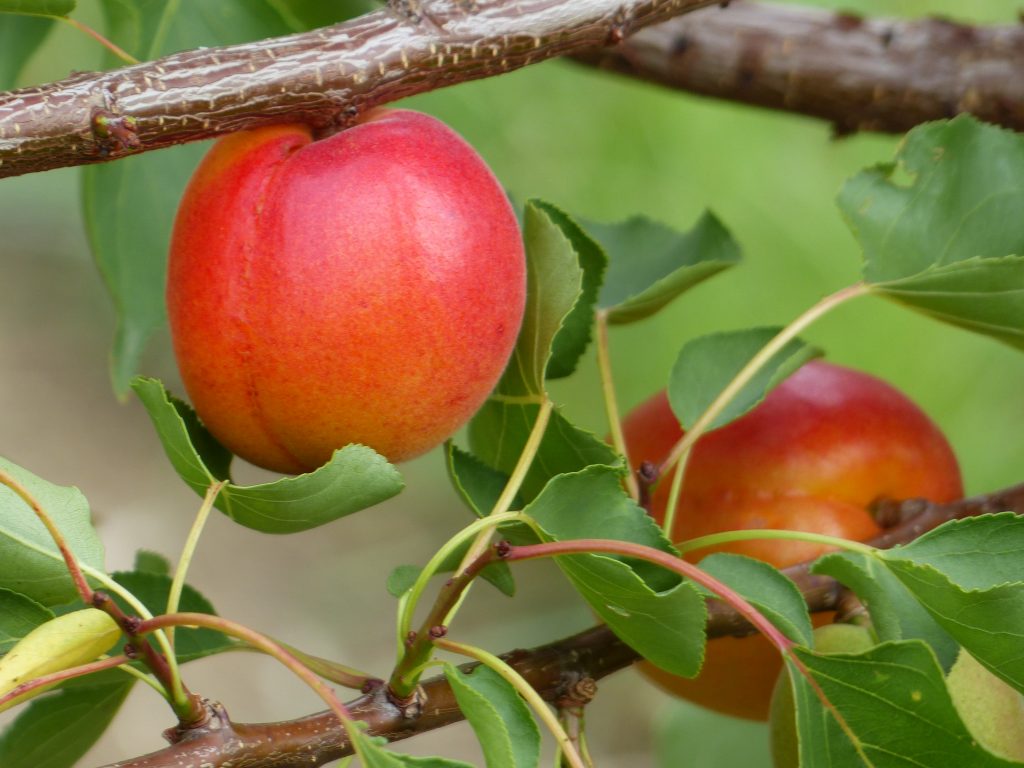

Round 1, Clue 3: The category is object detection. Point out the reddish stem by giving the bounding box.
[0,654,130,710]
[500,539,794,655]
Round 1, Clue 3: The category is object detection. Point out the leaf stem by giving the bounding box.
[56,16,140,65]
[675,528,877,558]
[435,637,587,768]
[596,310,639,501]
[499,538,794,656]
[658,281,870,479]
[659,449,690,539]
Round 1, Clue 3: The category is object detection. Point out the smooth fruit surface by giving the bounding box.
[168,110,525,473]
[623,361,963,719]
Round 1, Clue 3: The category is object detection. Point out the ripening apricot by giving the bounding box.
[167,110,525,473]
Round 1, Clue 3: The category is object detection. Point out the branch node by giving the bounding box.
[162,698,228,745]
[90,108,141,157]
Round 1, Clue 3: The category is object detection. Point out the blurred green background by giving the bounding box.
[1,1,1021,765]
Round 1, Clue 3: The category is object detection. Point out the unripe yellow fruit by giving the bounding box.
[0,608,121,712]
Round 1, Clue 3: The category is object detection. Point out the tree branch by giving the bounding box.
[97,482,1024,768]
[0,0,717,179]
[575,1,1024,135]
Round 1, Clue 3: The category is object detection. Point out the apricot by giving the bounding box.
[622,360,963,720]
[167,110,525,473]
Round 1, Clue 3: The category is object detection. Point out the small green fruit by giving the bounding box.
[947,649,1024,761]
[0,608,121,712]
[769,623,875,768]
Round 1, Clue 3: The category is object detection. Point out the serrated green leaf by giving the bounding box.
[132,378,404,533]
[840,116,1024,351]
[696,554,812,646]
[871,256,1024,349]
[352,728,475,767]
[524,467,706,677]
[0,14,53,89]
[0,590,54,655]
[445,443,515,519]
[669,327,820,431]
[0,457,105,606]
[814,550,959,670]
[0,0,73,14]
[468,402,620,504]
[878,513,1024,693]
[532,202,607,380]
[132,549,171,577]
[789,641,1018,767]
[594,211,741,324]
[498,201,584,397]
[111,570,234,663]
[444,663,540,768]
[83,0,299,393]
[0,681,132,768]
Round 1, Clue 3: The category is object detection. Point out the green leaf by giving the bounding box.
[594,211,741,324]
[814,550,959,670]
[444,663,541,768]
[132,378,405,533]
[840,116,1024,350]
[668,327,819,431]
[0,1,73,15]
[468,403,620,504]
[878,513,1024,693]
[0,14,53,89]
[533,202,607,380]
[0,457,105,606]
[132,549,171,577]
[82,145,204,394]
[445,443,515,519]
[870,256,1024,349]
[789,641,1018,767]
[83,0,299,393]
[696,554,812,646]
[352,729,475,768]
[524,467,706,677]
[111,570,235,663]
[0,681,133,768]
[0,590,54,655]
[498,201,584,397]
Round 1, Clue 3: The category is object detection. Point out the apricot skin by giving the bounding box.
[167,110,525,473]
[622,361,963,720]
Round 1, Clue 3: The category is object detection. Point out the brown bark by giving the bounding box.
[0,0,718,179]
[576,2,1024,135]
[98,482,1024,768]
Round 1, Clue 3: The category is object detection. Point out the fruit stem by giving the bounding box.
[596,310,639,501]
[658,281,870,479]
[434,637,588,768]
[675,529,877,558]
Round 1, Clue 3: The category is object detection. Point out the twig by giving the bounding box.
[575,1,1024,135]
[0,0,718,178]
